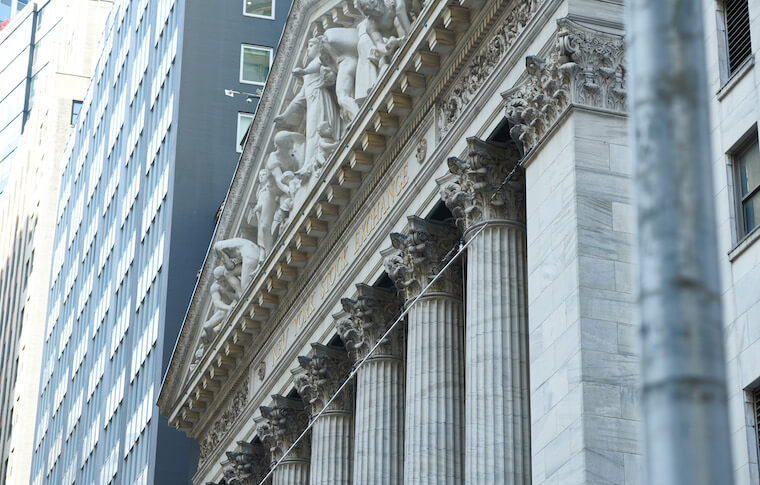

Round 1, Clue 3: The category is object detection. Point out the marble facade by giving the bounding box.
[158,1,644,484]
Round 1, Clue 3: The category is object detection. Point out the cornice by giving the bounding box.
[159,0,563,440]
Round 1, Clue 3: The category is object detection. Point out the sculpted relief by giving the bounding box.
[193,0,420,366]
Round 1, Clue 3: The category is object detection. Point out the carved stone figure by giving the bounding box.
[252,132,306,253]
[202,266,238,342]
[214,238,262,290]
[220,440,269,485]
[317,28,361,124]
[274,37,341,172]
[354,0,408,99]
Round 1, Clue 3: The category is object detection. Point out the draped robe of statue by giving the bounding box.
[275,38,340,174]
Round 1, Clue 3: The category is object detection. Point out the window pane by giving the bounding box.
[245,0,272,17]
[744,192,760,234]
[237,114,253,152]
[739,140,760,196]
[241,47,270,84]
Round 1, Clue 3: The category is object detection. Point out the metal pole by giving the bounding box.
[627,1,734,484]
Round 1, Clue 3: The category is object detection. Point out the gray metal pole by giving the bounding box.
[627,1,734,485]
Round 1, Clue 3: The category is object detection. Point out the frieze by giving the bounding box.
[198,380,250,466]
[438,0,546,136]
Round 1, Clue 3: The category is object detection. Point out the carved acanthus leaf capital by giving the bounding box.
[504,18,626,153]
[293,343,352,415]
[334,284,403,362]
[257,395,310,462]
[220,440,269,485]
[441,137,525,230]
[386,217,461,298]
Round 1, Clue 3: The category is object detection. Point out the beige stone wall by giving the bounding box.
[0,1,110,483]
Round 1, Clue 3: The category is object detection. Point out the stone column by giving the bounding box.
[335,284,405,485]
[440,137,530,484]
[385,216,465,484]
[258,395,310,485]
[293,343,354,485]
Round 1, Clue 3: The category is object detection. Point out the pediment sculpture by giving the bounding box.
[194,0,421,368]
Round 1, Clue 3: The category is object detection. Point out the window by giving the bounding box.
[734,134,760,236]
[70,100,83,126]
[240,45,272,85]
[244,0,273,18]
[236,113,254,152]
[724,0,753,75]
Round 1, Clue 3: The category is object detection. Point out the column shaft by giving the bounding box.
[353,355,405,484]
[465,223,530,484]
[272,459,309,485]
[405,294,465,484]
[310,410,353,485]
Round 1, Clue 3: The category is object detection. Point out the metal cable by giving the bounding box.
[257,152,526,484]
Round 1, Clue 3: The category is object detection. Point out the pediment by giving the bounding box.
[158,0,432,420]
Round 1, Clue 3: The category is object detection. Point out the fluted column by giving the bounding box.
[386,217,465,484]
[294,343,353,485]
[441,137,530,484]
[335,284,405,485]
[258,395,310,485]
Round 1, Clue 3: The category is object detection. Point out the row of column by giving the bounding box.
[221,137,530,485]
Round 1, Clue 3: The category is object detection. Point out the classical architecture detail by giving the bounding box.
[438,0,547,135]
[415,138,427,165]
[440,137,525,230]
[385,216,461,298]
[199,381,250,466]
[293,343,352,414]
[258,395,311,462]
[216,440,270,485]
[504,18,626,152]
[334,284,403,362]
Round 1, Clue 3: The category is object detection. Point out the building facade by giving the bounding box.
[29,1,291,484]
[152,0,757,484]
[0,1,110,483]
[0,0,29,22]
[0,0,59,193]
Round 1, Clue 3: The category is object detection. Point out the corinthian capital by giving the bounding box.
[441,137,525,230]
[504,18,626,153]
[334,284,403,362]
[385,216,461,298]
[220,440,269,485]
[293,343,352,415]
[257,395,310,462]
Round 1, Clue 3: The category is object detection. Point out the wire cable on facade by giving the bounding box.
[258,151,527,484]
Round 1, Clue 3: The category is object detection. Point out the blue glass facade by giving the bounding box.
[29,0,290,484]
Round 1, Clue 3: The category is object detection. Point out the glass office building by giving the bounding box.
[29,0,290,483]
[0,0,56,194]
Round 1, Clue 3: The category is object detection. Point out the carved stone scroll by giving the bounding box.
[440,137,525,231]
[334,284,403,362]
[257,395,310,463]
[293,343,352,415]
[385,216,461,299]
[504,18,626,153]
